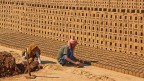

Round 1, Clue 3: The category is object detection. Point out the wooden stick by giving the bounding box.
[26,55,31,76]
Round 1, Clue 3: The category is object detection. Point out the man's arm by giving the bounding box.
[22,50,27,61]
[35,51,41,64]
[64,55,80,65]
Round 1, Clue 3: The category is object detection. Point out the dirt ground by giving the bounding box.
[0,45,144,81]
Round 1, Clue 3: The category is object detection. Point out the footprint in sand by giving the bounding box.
[72,69,115,81]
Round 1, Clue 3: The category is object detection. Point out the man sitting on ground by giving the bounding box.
[57,39,82,67]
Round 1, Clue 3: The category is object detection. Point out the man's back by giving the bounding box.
[57,45,68,60]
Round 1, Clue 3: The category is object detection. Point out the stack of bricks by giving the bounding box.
[0,0,144,78]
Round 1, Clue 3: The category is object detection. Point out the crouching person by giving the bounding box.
[57,39,83,67]
[22,43,42,73]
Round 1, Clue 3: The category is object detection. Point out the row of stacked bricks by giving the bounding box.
[0,0,144,78]
[0,0,144,56]
[76,45,144,78]
[0,29,65,58]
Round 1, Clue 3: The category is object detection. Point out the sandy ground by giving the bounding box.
[0,45,144,81]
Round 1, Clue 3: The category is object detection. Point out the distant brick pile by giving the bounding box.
[0,51,20,77]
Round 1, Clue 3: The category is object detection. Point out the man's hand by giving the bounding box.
[38,64,43,69]
[75,61,80,65]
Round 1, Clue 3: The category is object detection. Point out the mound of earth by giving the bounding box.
[0,51,21,77]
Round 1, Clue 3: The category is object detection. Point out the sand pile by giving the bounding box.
[44,64,63,71]
[0,51,21,77]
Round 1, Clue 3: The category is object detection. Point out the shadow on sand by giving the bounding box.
[41,60,57,64]
[36,76,59,78]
